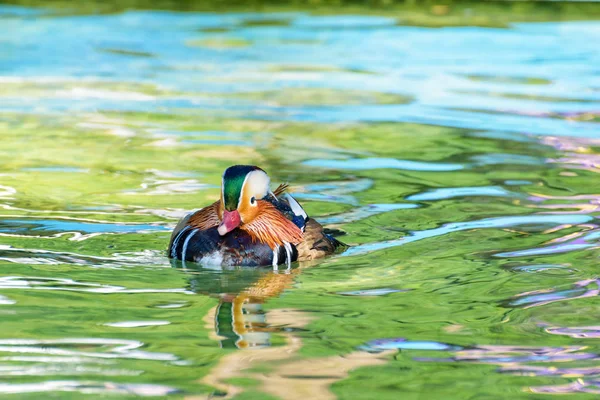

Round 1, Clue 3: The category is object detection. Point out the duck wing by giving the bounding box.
[168,201,219,252]
[296,218,345,261]
[269,192,308,230]
[272,192,345,260]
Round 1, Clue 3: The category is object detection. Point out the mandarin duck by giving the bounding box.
[168,165,344,267]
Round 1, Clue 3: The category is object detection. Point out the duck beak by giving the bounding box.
[218,209,241,236]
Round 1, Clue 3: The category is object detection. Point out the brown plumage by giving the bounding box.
[242,200,304,249]
[188,201,220,230]
[168,201,220,251]
[296,218,340,261]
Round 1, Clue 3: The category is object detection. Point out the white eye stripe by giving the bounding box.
[240,170,270,207]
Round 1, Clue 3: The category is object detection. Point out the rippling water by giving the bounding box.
[1,4,600,398]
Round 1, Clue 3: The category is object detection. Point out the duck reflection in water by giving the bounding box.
[170,259,393,400]
[171,259,304,349]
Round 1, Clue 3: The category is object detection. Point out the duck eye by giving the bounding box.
[250,196,256,205]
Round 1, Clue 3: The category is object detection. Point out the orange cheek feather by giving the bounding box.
[241,201,303,249]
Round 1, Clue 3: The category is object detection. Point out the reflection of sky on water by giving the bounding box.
[507,278,600,308]
[361,338,600,395]
[345,214,594,256]
[0,338,181,395]
[2,10,600,137]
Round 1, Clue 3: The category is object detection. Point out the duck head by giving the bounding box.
[218,165,270,235]
[217,165,303,249]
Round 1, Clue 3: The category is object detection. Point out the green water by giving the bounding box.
[1,3,600,399]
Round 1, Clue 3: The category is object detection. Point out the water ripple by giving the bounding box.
[0,246,170,267]
[366,338,600,395]
[496,225,600,257]
[345,214,594,256]
[303,157,463,171]
[0,381,179,396]
[0,338,178,361]
[406,186,517,201]
[546,326,600,338]
[0,276,193,295]
[104,321,171,328]
[320,204,416,225]
[506,279,600,309]
[0,218,168,237]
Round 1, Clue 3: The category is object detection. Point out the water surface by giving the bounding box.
[1,5,600,399]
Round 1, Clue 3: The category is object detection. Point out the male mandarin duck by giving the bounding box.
[168,165,343,267]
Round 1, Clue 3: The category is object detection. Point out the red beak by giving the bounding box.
[218,209,241,236]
